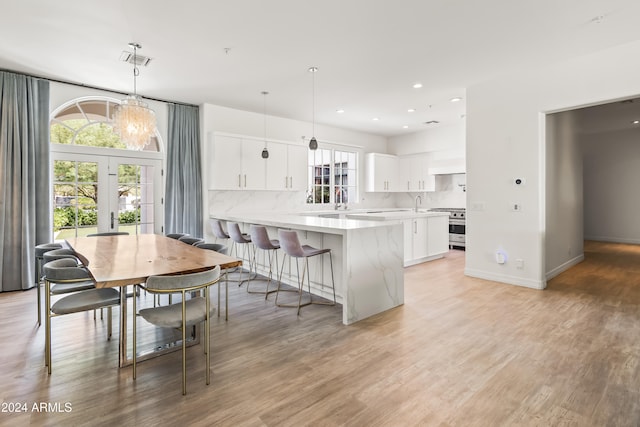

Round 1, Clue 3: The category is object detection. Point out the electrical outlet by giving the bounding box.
[516,259,524,269]
[511,203,522,212]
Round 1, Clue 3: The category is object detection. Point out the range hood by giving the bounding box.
[428,158,465,175]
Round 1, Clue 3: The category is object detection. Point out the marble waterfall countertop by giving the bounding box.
[209,211,403,234]
[210,210,405,325]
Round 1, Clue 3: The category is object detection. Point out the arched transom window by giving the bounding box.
[50,98,160,152]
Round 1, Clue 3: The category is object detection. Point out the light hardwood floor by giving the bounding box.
[0,241,638,426]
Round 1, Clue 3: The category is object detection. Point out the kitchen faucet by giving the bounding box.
[415,195,422,212]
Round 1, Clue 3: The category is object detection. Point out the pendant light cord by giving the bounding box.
[263,91,268,147]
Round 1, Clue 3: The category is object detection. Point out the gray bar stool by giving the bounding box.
[227,222,254,285]
[195,243,230,320]
[35,243,63,325]
[276,229,336,315]
[43,258,120,374]
[210,219,230,244]
[248,225,281,298]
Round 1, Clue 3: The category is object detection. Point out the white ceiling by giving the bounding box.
[2,0,640,137]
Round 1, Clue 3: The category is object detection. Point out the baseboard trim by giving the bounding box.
[463,268,545,290]
[584,235,640,245]
[545,254,584,281]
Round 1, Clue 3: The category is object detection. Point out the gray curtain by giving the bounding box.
[0,71,50,292]
[165,104,203,237]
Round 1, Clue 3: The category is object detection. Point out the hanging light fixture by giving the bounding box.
[112,42,156,151]
[308,66,318,150]
[261,91,269,159]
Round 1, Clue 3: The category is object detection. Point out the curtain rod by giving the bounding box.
[0,68,198,108]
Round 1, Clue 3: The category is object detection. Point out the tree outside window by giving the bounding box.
[307,147,357,205]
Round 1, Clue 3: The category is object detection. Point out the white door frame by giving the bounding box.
[51,144,164,236]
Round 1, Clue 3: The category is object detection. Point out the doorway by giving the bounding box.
[51,151,162,239]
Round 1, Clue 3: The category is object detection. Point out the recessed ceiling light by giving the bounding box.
[372,117,379,121]
[407,108,416,113]
[450,97,462,103]
[413,83,422,89]
[402,125,409,129]
[336,109,345,114]
[633,120,640,124]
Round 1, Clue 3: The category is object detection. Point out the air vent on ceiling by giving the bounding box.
[119,51,152,67]
[424,120,440,125]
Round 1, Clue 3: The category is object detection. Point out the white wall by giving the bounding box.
[465,40,640,289]
[545,110,584,280]
[583,128,640,243]
[387,123,465,156]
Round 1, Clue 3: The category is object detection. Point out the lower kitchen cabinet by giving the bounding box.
[403,215,448,267]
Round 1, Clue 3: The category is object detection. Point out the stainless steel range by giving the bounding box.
[428,208,466,250]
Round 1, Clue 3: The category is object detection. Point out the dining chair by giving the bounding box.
[35,242,63,326]
[43,258,120,374]
[178,236,205,246]
[166,233,189,240]
[133,266,221,395]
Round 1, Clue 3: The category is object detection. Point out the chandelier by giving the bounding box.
[112,42,156,150]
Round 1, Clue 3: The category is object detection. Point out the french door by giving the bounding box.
[51,151,163,240]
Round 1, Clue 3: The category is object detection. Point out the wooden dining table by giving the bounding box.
[65,234,242,367]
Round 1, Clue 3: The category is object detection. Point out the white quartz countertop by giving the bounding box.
[210,211,402,235]
[345,210,450,221]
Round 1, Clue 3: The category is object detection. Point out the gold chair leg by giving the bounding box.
[45,279,52,374]
[206,286,211,386]
[36,258,42,326]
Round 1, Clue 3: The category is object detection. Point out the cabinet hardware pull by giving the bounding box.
[407,181,410,190]
[238,174,241,188]
[414,220,417,234]
[110,212,115,229]
[285,176,288,188]
[289,176,292,188]
[244,174,247,187]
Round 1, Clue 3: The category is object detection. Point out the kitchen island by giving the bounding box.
[209,212,404,325]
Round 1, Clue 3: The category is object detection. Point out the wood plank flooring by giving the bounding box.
[0,241,638,426]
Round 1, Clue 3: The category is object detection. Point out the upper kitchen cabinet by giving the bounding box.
[427,149,466,175]
[209,134,266,190]
[398,154,435,192]
[265,142,307,191]
[365,153,398,192]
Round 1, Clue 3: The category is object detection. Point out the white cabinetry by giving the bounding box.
[266,142,307,191]
[365,153,398,192]
[398,154,435,192]
[427,215,449,256]
[209,134,266,190]
[403,218,429,264]
[402,214,449,266]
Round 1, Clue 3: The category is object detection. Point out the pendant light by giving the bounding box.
[308,66,318,150]
[112,42,156,150]
[261,91,269,159]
